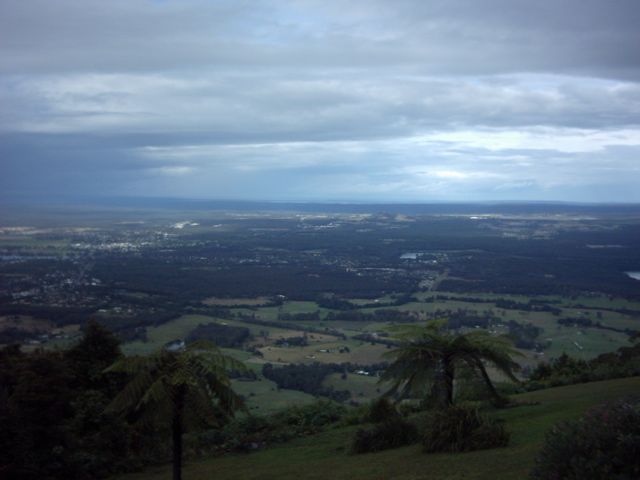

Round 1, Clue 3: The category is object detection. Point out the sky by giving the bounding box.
[1,0,640,204]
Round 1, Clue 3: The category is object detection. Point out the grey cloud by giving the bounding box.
[1,0,639,204]
[2,1,640,78]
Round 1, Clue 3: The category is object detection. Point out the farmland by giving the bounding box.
[2,203,640,409]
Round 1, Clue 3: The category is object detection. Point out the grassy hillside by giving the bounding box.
[112,376,640,480]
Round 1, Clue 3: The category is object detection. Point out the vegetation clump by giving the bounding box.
[420,403,510,453]
[529,398,640,480]
[193,398,348,454]
[524,335,640,392]
[365,396,401,424]
[350,419,419,454]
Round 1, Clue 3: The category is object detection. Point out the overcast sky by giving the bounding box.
[2,0,640,204]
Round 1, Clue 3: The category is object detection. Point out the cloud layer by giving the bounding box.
[2,0,640,202]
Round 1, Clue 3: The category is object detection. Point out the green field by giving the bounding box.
[111,376,640,480]
[19,290,634,415]
[29,291,638,366]
[232,378,317,415]
[109,289,640,413]
[323,372,382,403]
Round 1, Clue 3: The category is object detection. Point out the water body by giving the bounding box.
[401,253,426,259]
[626,272,640,281]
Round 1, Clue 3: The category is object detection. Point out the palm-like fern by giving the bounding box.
[105,341,249,480]
[379,320,521,406]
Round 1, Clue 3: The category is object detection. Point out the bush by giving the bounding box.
[421,404,510,453]
[365,397,400,423]
[350,419,418,454]
[333,397,398,428]
[270,398,347,428]
[189,398,348,454]
[548,376,572,388]
[529,398,640,480]
[523,380,546,392]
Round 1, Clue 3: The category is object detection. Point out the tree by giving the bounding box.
[0,327,134,480]
[0,347,76,479]
[65,319,124,395]
[379,320,521,406]
[105,341,249,480]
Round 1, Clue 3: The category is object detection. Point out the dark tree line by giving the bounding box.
[184,322,251,348]
[507,320,545,350]
[236,313,346,339]
[324,309,419,324]
[557,317,638,337]
[261,361,390,401]
[351,333,396,347]
[92,260,402,301]
[261,362,351,402]
[274,336,309,347]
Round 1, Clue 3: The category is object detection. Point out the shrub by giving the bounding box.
[350,419,418,454]
[365,397,400,423]
[189,398,348,454]
[333,405,368,427]
[548,376,572,388]
[334,398,403,428]
[529,398,640,480]
[523,380,546,392]
[270,398,347,428]
[494,381,524,396]
[397,400,423,417]
[421,404,510,453]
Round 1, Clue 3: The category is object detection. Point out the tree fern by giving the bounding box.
[105,341,249,480]
[380,320,521,406]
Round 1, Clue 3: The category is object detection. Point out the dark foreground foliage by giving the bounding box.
[349,402,510,455]
[529,397,640,480]
[350,420,418,454]
[190,399,347,454]
[0,321,141,480]
[420,404,510,453]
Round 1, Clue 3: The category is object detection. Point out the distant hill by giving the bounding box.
[5,194,640,216]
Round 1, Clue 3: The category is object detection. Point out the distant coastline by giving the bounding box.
[3,195,640,216]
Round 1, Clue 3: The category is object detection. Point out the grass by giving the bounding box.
[232,378,317,415]
[111,376,640,480]
[121,314,218,355]
[323,372,382,403]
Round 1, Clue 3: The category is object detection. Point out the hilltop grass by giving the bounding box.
[111,376,640,480]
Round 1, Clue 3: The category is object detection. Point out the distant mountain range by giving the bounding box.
[3,194,640,215]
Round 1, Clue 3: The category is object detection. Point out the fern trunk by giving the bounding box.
[172,385,185,480]
[444,359,455,405]
[474,358,501,403]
